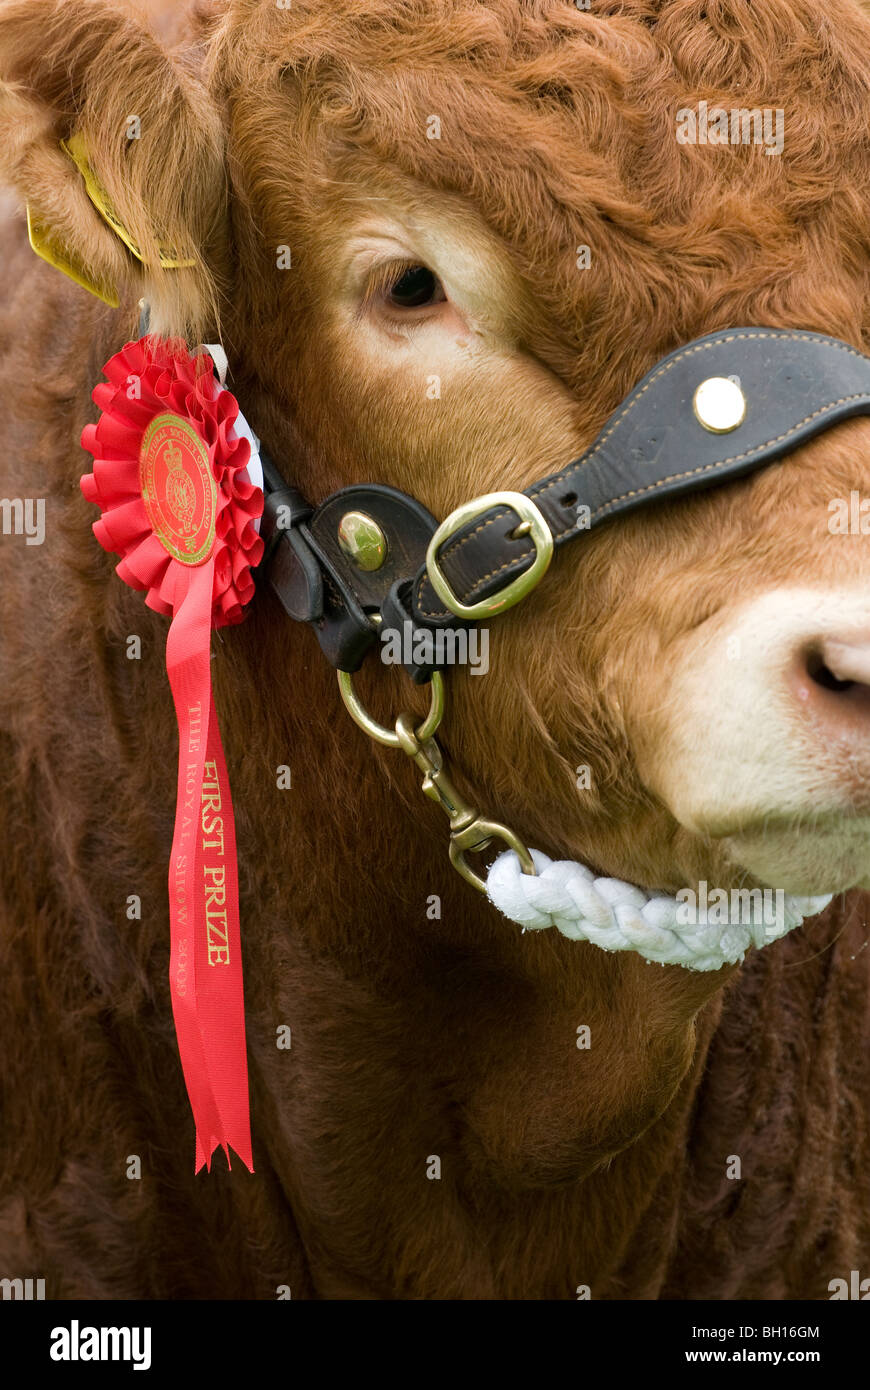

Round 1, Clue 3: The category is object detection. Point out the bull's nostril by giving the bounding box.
[806,648,856,694]
[795,639,870,734]
[816,638,870,689]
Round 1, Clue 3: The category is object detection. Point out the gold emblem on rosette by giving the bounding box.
[139,413,218,566]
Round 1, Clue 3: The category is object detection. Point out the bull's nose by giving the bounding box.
[797,635,870,731]
[636,590,870,868]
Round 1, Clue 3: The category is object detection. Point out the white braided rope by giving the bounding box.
[486,849,833,971]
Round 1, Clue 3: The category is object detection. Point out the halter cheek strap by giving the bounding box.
[262,328,870,682]
[412,329,870,626]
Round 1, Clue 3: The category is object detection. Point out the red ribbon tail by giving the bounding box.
[166,561,253,1174]
[196,694,253,1173]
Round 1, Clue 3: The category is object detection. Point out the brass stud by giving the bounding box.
[692,376,747,434]
[337,510,388,571]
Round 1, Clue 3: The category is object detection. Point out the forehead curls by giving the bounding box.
[200,1,664,379]
[199,0,870,390]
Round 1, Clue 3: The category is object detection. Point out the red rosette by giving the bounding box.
[80,334,263,623]
[80,336,264,1175]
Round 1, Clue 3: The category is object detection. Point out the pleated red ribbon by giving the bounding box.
[80,336,263,1172]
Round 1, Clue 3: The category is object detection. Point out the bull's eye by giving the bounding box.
[386,264,445,309]
[359,257,451,327]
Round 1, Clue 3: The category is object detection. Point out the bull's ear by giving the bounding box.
[0,0,225,337]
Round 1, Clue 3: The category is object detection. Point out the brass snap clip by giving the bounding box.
[337,670,535,893]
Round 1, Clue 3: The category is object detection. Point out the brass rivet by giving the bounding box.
[692,377,746,434]
[337,510,388,571]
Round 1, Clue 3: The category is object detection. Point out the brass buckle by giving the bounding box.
[425,491,554,621]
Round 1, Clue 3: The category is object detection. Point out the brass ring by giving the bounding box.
[337,668,445,747]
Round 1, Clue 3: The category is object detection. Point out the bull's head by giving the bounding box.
[2,1,870,1035]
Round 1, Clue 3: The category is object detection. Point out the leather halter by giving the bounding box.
[260,327,870,682]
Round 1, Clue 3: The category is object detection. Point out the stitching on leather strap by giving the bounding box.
[437,505,515,563]
[533,330,865,501]
[417,569,451,621]
[589,391,870,520]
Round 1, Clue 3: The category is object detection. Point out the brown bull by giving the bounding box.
[0,0,869,1299]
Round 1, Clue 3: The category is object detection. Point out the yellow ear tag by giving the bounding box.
[26,131,196,306]
[61,133,197,270]
[26,204,120,307]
